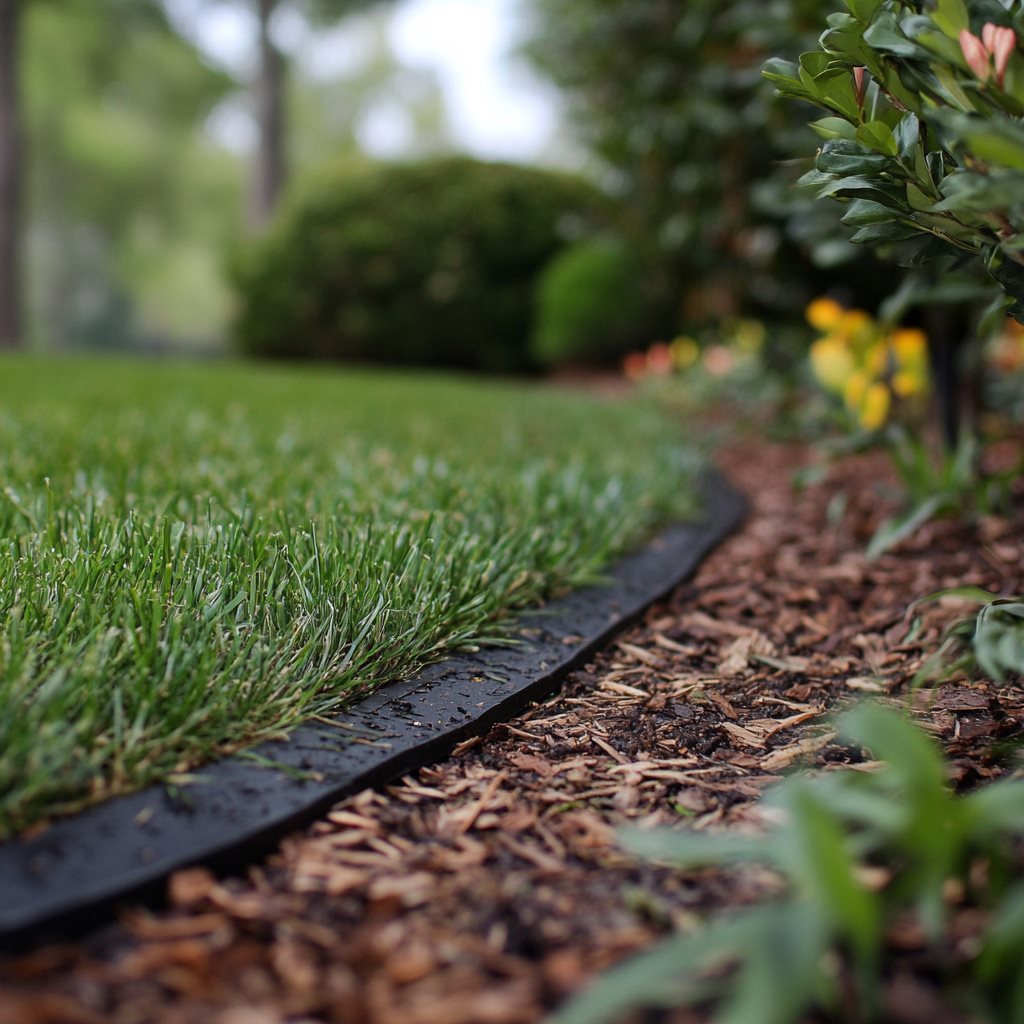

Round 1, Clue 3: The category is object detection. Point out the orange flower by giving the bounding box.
[806,297,845,332]
[646,342,674,376]
[622,352,648,380]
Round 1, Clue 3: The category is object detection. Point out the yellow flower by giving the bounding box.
[891,327,927,363]
[806,297,845,332]
[864,341,888,377]
[838,309,873,340]
[891,370,925,397]
[858,382,891,430]
[844,371,890,430]
[844,369,871,411]
[669,335,700,369]
[889,327,929,396]
[810,336,854,393]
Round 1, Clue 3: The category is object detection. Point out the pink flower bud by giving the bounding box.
[852,66,868,108]
[988,24,1016,88]
[960,29,991,81]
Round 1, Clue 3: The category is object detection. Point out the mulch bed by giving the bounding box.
[2,437,1023,1024]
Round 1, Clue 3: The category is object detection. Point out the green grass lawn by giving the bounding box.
[0,355,702,836]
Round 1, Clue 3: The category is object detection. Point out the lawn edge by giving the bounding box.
[0,471,746,945]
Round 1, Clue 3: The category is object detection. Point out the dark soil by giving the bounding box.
[2,438,1023,1024]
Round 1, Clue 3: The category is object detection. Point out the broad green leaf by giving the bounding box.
[862,12,930,58]
[720,906,834,1024]
[816,139,893,175]
[848,220,920,243]
[844,0,883,20]
[988,247,1024,313]
[906,182,935,211]
[856,120,899,155]
[814,174,908,205]
[913,144,934,189]
[894,112,921,162]
[775,781,881,963]
[965,779,1024,833]
[931,63,979,112]
[799,52,861,118]
[811,117,858,141]
[913,28,970,67]
[931,0,969,38]
[933,171,1024,214]
[762,58,817,102]
[841,198,901,225]
[821,24,888,78]
[839,703,948,803]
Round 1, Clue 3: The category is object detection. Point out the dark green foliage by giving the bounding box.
[530,237,653,368]
[551,703,1024,1024]
[766,0,1024,317]
[230,156,610,372]
[523,0,892,332]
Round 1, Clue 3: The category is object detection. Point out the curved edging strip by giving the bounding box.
[0,472,746,944]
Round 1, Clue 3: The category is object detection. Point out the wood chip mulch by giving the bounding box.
[2,438,1023,1024]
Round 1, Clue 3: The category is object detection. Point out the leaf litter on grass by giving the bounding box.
[0,355,703,836]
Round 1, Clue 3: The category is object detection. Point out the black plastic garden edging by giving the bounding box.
[0,472,746,944]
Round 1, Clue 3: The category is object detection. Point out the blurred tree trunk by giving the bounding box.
[0,0,21,348]
[249,0,285,229]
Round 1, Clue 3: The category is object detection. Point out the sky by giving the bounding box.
[167,0,568,164]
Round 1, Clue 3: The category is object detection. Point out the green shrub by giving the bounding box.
[765,0,1024,318]
[524,0,894,335]
[530,237,653,368]
[230,156,610,372]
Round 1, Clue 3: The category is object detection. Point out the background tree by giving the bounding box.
[244,0,400,227]
[23,0,238,349]
[0,0,21,349]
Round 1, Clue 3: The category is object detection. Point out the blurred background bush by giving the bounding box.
[0,0,983,372]
[230,156,609,371]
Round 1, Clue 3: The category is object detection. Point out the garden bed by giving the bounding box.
[3,436,1022,1024]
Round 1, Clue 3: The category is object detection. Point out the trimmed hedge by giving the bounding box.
[530,237,653,368]
[231,157,611,372]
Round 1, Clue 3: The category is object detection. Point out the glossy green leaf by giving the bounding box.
[906,182,936,210]
[862,12,930,58]
[810,117,858,140]
[856,119,899,155]
[816,139,893,175]
[848,220,920,243]
[841,198,901,225]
